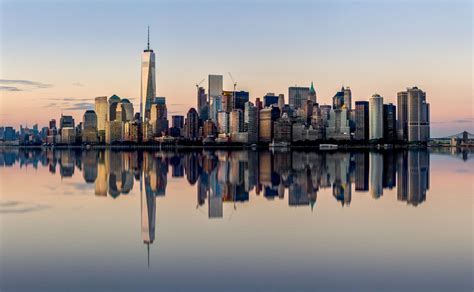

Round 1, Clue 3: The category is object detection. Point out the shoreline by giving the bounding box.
[0,143,436,150]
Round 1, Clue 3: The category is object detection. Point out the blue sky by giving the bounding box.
[0,0,472,136]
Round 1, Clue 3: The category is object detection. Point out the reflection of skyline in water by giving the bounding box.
[0,149,434,210]
[0,148,471,290]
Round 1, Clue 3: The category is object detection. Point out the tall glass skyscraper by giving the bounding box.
[141,27,156,121]
[369,94,383,140]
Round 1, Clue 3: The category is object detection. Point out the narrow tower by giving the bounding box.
[140,26,156,121]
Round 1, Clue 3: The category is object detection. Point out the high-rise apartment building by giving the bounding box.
[397,90,408,141]
[407,87,430,142]
[369,94,383,140]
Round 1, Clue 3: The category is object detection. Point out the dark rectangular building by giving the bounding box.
[354,101,369,141]
[383,103,396,141]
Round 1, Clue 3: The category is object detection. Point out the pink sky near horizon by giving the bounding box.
[0,0,472,137]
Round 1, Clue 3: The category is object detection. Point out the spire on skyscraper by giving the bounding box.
[310,81,316,94]
[147,26,150,51]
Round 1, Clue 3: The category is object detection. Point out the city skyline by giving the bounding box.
[1,0,472,137]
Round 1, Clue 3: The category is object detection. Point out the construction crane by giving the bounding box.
[228,72,237,109]
[228,72,237,92]
[195,78,205,90]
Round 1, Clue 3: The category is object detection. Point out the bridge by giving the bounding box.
[435,131,474,140]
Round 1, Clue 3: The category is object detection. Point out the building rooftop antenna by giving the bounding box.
[147,26,150,51]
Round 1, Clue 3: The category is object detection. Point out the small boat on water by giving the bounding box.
[269,141,290,148]
[319,144,338,150]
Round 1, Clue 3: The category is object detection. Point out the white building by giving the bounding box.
[369,94,383,140]
[141,27,156,121]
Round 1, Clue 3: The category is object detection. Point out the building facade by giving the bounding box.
[140,29,156,121]
[369,94,383,140]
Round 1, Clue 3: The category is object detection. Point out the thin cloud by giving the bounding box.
[0,86,22,92]
[0,79,53,90]
[0,201,49,214]
[72,82,84,87]
[64,102,94,111]
[432,118,474,124]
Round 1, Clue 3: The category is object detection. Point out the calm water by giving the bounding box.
[0,148,472,291]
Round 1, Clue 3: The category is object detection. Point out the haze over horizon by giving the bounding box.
[0,0,472,137]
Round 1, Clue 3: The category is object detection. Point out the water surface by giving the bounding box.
[0,148,472,291]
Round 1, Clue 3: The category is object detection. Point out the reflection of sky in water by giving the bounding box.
[0,149,472,291]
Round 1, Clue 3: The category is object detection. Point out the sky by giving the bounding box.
[0,0,472,137]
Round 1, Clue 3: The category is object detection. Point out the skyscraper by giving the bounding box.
[383,103,396,141]
[288,86,310,109]
[120,99,134,121]
[397,90,408,141]
[60,115,75,129]
[208,75,223,121]
[308,82,317,103]
[83,110,98,143]
[244,101,258,144]
[369,94,383,140]
[332,87,345,109]
[150,100,168,136]
[94,96,107,142]
[343,87,352,110]
[326,108,350,140]
[407,87,430,142]
[230,109,244,133]
[277,94,285,111]
[355,101,369,141]
[197,87,209,121]
[140,27,156,121]
[108,95,121,121]
[185,108,199,140]
[263,93,279,108]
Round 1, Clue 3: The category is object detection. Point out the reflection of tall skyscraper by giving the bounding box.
[141,27,156,121]
[407,150,429,206]
[382,151,396,189]
[354,152,369,191]
[141,176,156,267]
[95,151,107,196]
[82,151,98,183]
[369,152,383,198]
[397,151,408,202]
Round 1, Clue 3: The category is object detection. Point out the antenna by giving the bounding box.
[147,26,150,50]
